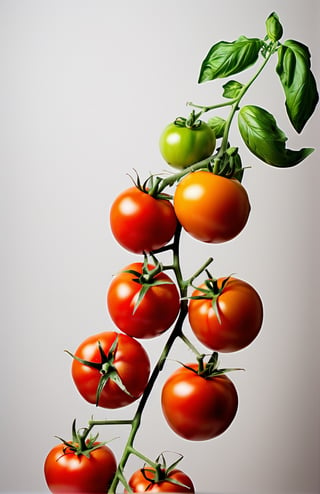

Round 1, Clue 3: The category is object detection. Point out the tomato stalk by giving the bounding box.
[84,223,215,492]
[63,42,281,494]
[216,41,278,162]
[106,219,215,490]
[105,222,191,493]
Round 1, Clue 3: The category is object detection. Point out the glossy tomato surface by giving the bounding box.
[110,186,177,254]
[44,442,117,494]
[189,277,263,352]
[127,467,195,493]
[161,363,238,440]
[173,171,250,243]
[71,331,150,408]
[107,263,180,338]
[159,120,216,169]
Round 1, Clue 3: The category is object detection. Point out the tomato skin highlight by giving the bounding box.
[161,363,238,441]
[44,442,117,494]
[189,277,263,352]
[107,263,181,339]
[127,467,195,493]
[71,331,150,408]
[173,171,250,243]
[159,121,216,169]
[110,187,177,254]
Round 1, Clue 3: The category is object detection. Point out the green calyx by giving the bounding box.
[174,110,203,129]
[56,419,105,458]
[123,255,174,313]
[65,336,133,406]
[140,453,190,490]
[128,169,172,200]
[182,352,243,379]
[189,271,232,324]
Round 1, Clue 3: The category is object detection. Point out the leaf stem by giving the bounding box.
[217,42,278,158]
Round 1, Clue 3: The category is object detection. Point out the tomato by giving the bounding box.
[107,262,180,338]
[110,186,177,254]
[159,120,216,169]
[173,171,250,243]
[189,277,263,352]
[70,331,150,408]
[127,467,195,493]
[161,363,238,440]
[44,441,117,494]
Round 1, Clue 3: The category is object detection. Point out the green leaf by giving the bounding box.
[266,12,283,42]
[222,80,244,99]
[238,105,314,167]
[276,40,319,133]
[207,116,226,138]
[198,36,263,83]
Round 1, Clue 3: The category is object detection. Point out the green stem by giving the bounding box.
[88,419,133,427]
[217,43,277,159]
[179,331,203,359]
[156,154,217,194]
[128,446,159,469]
[187,99,237,113]
[108,225,188,493]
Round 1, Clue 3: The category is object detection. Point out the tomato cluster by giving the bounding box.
[44,116,262,494]
[43,10,317,491]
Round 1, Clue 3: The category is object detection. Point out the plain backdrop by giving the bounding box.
[1,1,319,493]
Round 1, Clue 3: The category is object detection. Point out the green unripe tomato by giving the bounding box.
[159,120,216,169]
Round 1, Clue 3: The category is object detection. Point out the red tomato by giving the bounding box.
[127,467,195,493]
[44,442,117,494]
[173,171,250,243]
[110,186,177,253]
[189,277,263,352]
[107,263,180,338]
[161,363,238,440]
[71,331,150,408]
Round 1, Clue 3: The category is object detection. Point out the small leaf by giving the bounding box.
[266,12,283,42]
[222,80,244,99]
[198,36,263,83]
[238,105,314,167]
[276,40,319,132]
[207,116,226,138]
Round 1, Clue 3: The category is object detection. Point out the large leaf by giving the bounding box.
[276,40,319,133]
[238,105,314,167]
[198,36,263,83]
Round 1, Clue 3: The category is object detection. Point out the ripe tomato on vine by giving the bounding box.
[161,359,238,441]
[188,276,263,352]
[173,171,251,243]
[68,331,150,408]
[110,186,177,254]
[107,262,181,339]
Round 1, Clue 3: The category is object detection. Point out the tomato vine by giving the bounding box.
[44,12,318,494]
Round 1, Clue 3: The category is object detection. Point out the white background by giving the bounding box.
[1,1,319,493]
